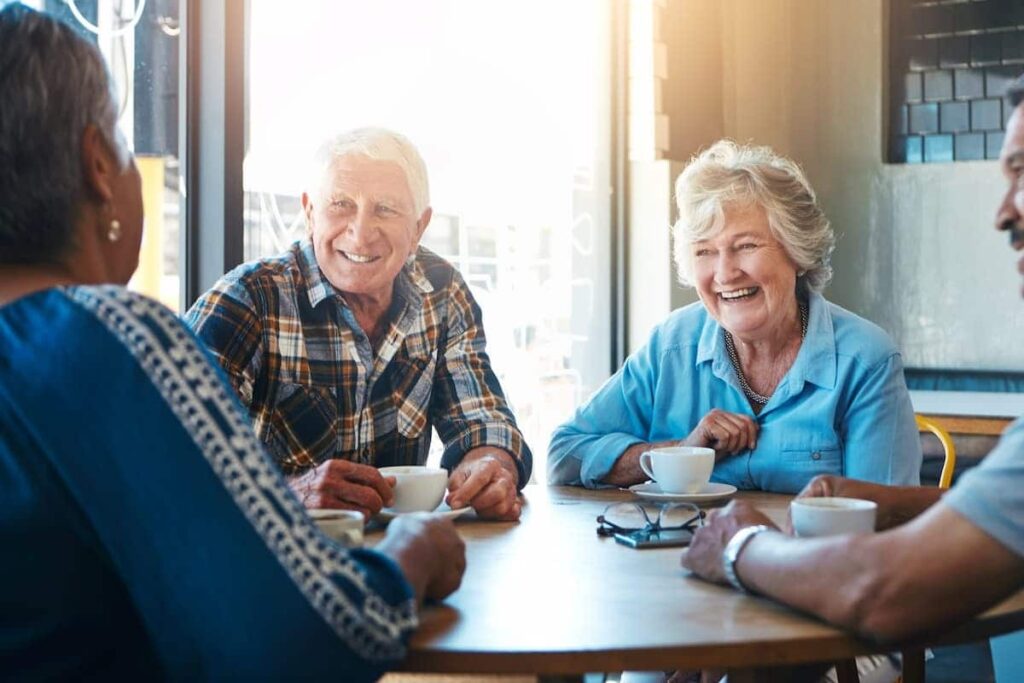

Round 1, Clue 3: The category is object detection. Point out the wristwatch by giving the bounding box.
[721,524,772,593]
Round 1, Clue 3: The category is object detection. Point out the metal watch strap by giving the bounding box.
[722,524,771,594]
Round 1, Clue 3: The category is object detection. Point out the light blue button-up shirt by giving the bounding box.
[548,292,922,493]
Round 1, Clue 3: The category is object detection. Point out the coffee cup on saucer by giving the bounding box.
[790,497,877,537]
[378,466,449,513]
[638,446,715,494]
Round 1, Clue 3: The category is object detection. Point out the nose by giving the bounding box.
[348,207,378,243]
[996,188,1024,249]
[713,250,741,283]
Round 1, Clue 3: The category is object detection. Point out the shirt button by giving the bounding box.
[811,451,822,461]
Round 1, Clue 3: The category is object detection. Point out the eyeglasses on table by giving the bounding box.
[595,501,705,537]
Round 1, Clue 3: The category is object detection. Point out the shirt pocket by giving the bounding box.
[389,354,436,439]
[270,383,338,469]
[780,443,842,472]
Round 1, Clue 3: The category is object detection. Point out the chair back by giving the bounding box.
[915,414,957,490]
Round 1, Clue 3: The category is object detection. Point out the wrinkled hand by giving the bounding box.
[377,514,466,602]
[681,500,777,584]
[288,459,395,518]
[447,448,522,520]
[683,409,758,459]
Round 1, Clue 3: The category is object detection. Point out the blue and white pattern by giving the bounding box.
[68,286,417,661]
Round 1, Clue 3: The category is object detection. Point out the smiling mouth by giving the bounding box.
[718,286,760,301]
[340,250,381,264]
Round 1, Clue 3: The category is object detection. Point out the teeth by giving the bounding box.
[720,287,758,300]
[342,251,376,263]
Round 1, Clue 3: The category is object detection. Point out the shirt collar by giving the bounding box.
[298,240,435,309]
[696,290,837,391]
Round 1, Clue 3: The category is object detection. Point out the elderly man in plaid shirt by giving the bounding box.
[185,127,531,520]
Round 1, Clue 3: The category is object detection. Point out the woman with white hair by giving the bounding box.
[549,140,921,493]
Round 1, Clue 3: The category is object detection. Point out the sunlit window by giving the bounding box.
[16,0,184,311]
[245,0,614,477]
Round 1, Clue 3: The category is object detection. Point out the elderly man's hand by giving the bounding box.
[288,459,395,518]
[447,447,521,521]
[681,500,777,584]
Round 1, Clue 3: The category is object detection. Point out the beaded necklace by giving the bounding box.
[724,301,808,408]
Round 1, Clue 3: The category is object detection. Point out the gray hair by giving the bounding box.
[309,127,430,217]
[672,140,834,293]
[0,4,129,265]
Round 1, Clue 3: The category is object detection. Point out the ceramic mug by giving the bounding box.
[790,497,877,537]
[638,446,715,494]
[308,509,365,546]
[378,466,449,513]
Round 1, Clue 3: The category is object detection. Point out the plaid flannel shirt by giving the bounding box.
[184,240,532,486]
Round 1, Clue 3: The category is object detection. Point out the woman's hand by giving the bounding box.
[682,409,758,460]
[375,514,466,603]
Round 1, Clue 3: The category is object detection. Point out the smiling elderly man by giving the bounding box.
[185,127,531,520]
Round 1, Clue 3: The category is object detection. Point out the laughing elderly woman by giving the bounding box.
[548,141,922,492]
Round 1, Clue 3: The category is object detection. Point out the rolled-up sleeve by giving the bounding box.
[431,272,533,488]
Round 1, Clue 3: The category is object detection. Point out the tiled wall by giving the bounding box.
[891,0,1024,163]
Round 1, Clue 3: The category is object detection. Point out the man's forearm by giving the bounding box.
[733,503,1024,642]
[875,485,944,529]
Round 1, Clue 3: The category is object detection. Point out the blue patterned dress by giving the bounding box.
[0,286,417,680]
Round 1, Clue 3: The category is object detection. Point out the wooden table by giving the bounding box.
[910,390,1023,437]
[374,486,1024,678]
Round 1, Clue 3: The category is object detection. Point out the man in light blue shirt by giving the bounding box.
[683,76,1024,644]
[549,141,921,493]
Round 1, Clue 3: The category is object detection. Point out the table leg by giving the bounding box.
[901,648,926,683]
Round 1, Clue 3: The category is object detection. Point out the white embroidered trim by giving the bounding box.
[67,286,417,661]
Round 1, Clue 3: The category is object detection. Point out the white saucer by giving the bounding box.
[627,482,738,503]
[376,505,473,521]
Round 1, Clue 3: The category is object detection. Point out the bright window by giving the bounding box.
[245,0,614,477]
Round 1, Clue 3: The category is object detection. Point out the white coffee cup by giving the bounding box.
[308,509,365,546]
[638,446,715,494]
[379,466,449,513]
[790,497,878,537]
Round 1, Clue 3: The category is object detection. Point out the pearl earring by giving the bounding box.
[107,219,122,242]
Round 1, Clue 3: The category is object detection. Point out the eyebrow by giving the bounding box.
[693,231,762,244]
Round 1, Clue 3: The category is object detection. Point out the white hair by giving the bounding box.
[672,140,834,293]
[309,127,430,217]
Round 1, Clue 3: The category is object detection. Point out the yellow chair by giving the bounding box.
[915,414,957,490]
[896,416,957,683]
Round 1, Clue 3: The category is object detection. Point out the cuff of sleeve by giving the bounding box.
[349,547,419,642]
[579,433,645,489]
[440,422,533,489]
